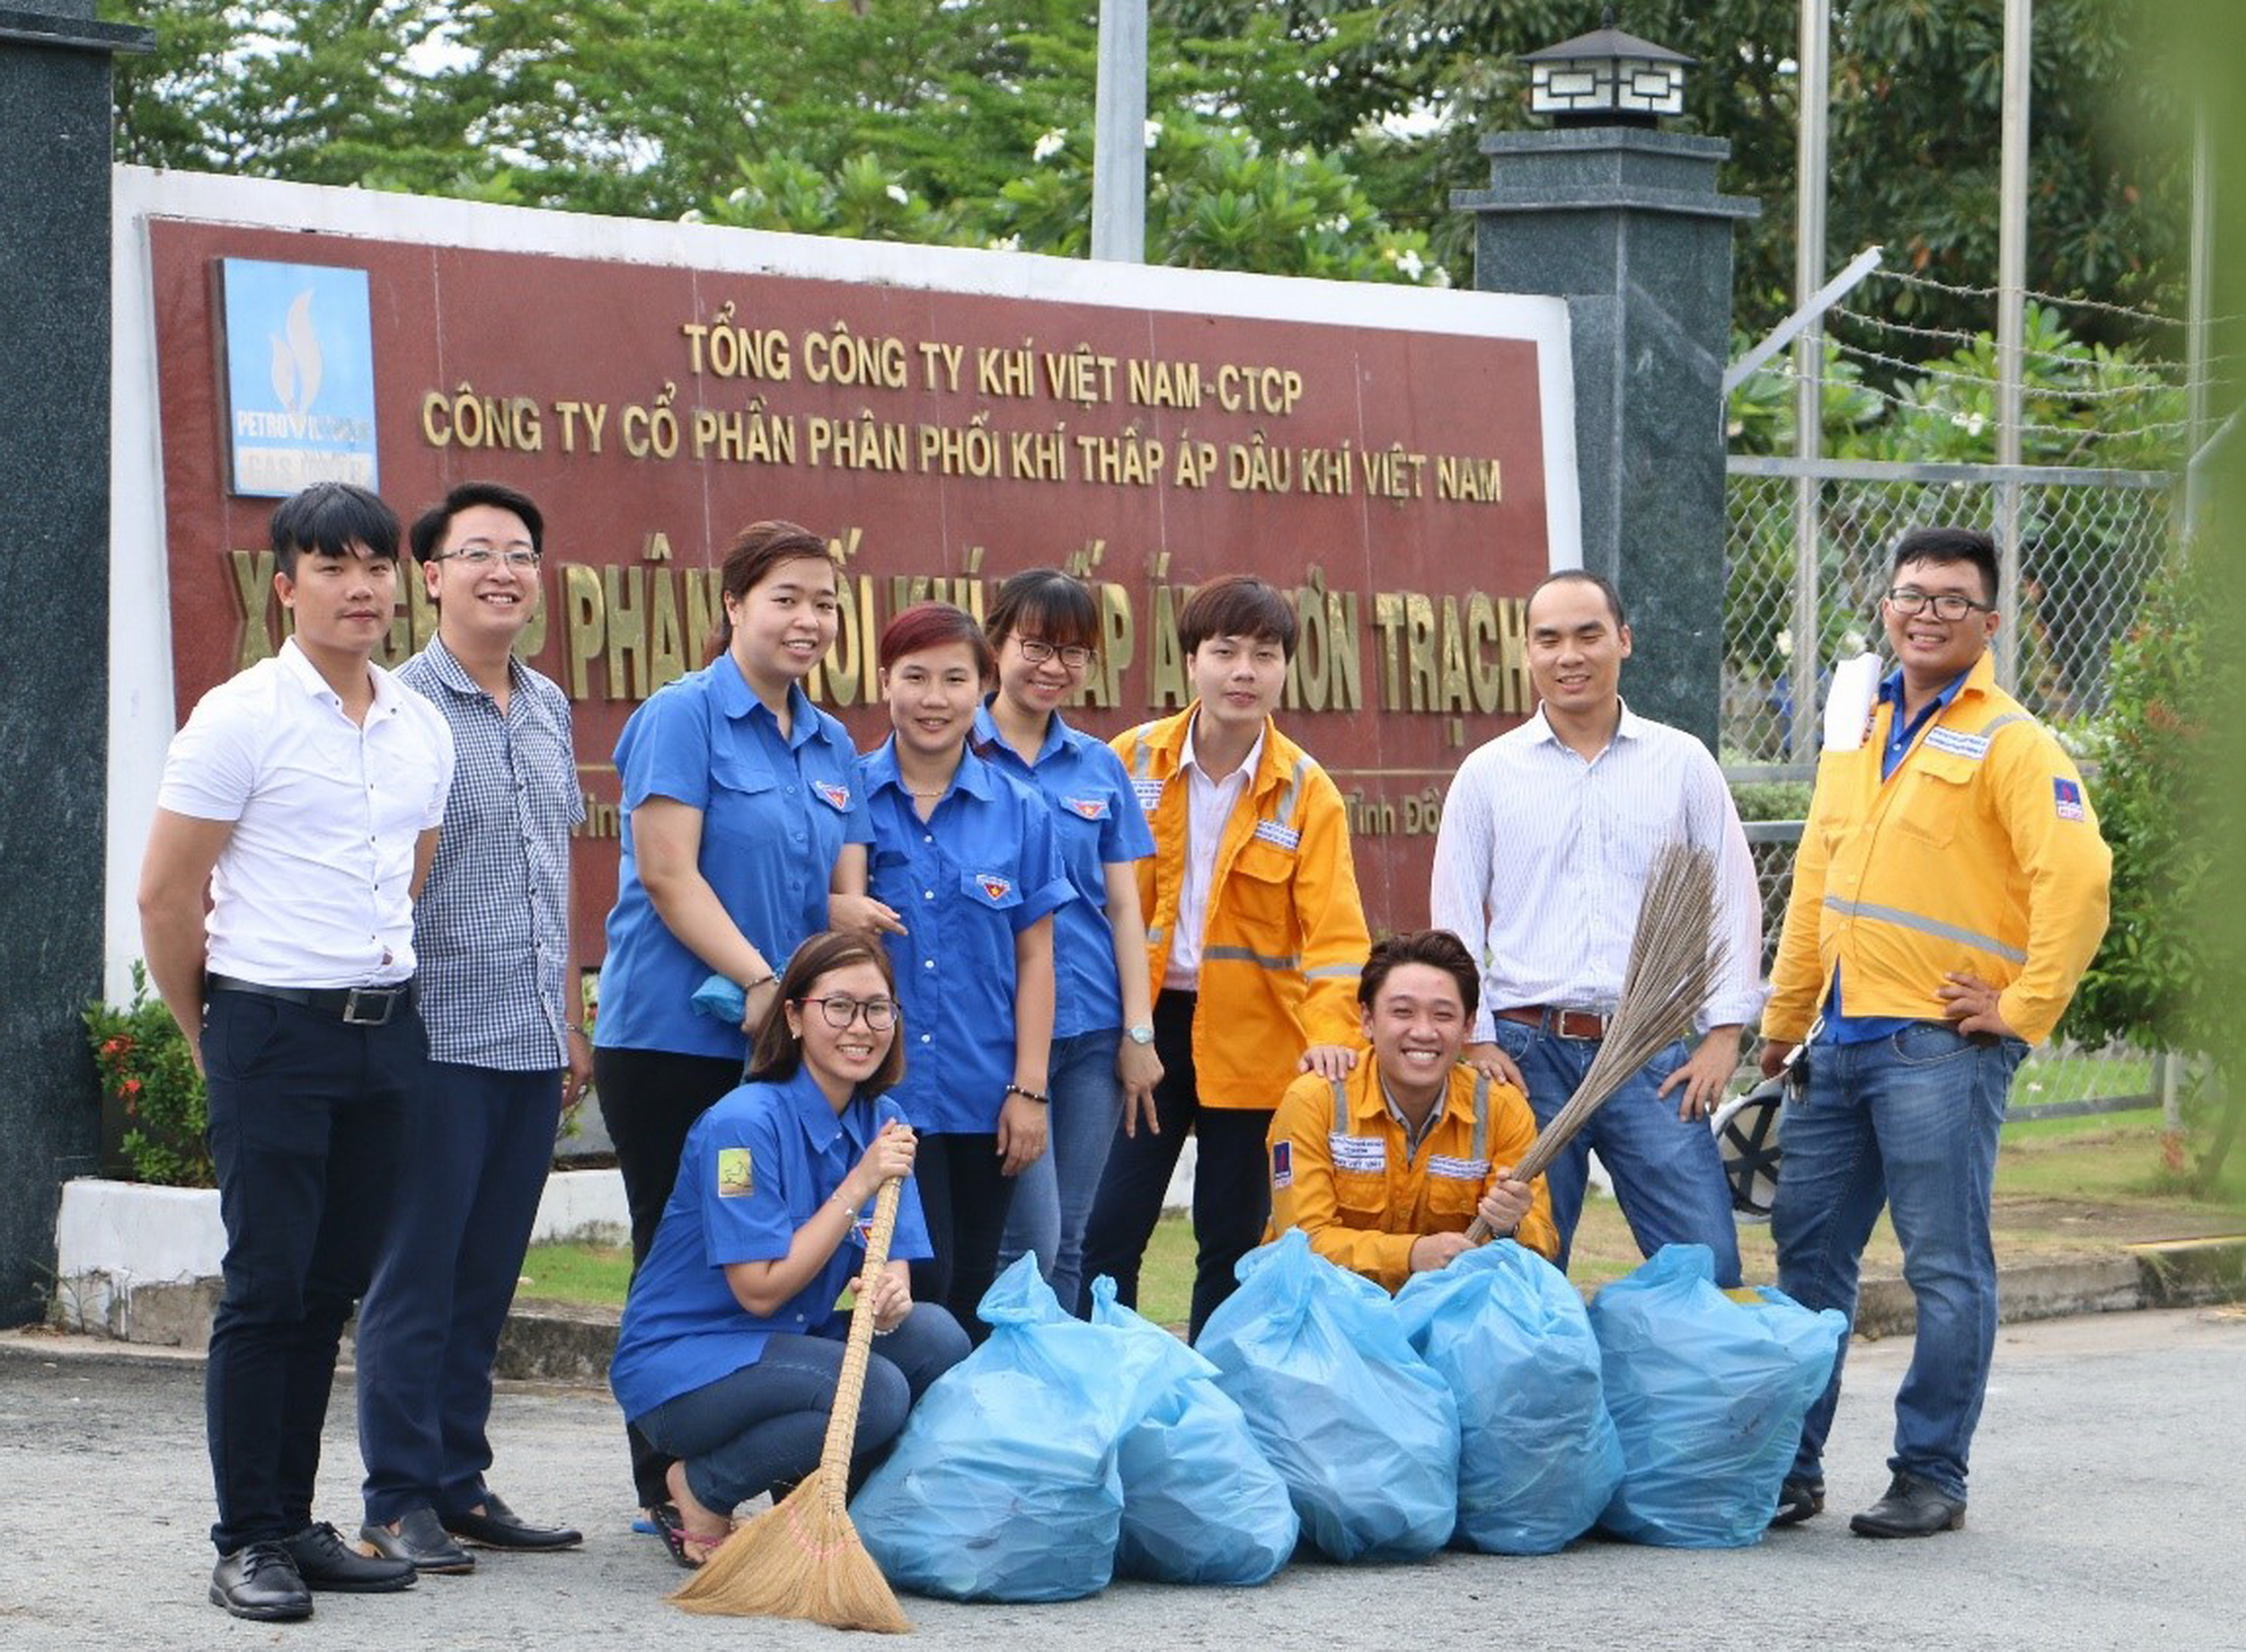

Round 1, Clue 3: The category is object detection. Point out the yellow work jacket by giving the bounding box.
[1765,652,2110,1047]
[1266,1059,1560,1291]
[1114,705,1368,1109]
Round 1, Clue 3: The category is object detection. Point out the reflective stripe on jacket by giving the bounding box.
[1764,651,2111,1047]
[1114,705,1369,1108]
[1264,1060,1559,1291]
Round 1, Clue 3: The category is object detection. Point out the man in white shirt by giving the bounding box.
[1429,570,1762,1285]
[138,482,455,1622]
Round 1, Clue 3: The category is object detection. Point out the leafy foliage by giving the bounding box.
[84,963,212,1188]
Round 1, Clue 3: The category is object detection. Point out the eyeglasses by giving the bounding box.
[1015,636,1094,670]
[1884,587,1992,621]
[796,994,899,1030]
[436,541,543,570]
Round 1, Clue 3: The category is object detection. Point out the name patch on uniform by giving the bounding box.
[1924,728,1993,761]
[1428,1155,1489,1181]
[715,1147,754,1198]
[1131,777,1164,814]
[1329,1133,1386,1174]
[2054,777,2085,821]
[1063,795,1110,821]
[813,781,853,810]
[977,873,1014,901]
[1270,1140,1294,1188]
[1252,819,1302,852]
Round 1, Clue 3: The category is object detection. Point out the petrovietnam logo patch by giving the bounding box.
[1271,1139,1293,1188]
[2053,777,2085,821]
[715,1147,754,1198]
[813,781,852,810]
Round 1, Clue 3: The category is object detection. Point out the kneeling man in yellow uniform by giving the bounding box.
[1268,929,1560,1290]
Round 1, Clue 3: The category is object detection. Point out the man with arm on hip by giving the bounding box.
[354,481,588,1573]
[1430,570,1764,1286]
[1760,527,2109,1537]
[138,482,454,1621]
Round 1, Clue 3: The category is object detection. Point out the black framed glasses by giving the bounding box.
[1884,587,1992,621]
[796,994,899,1030]
[436,541,542,570]
[1015,636,1094,670]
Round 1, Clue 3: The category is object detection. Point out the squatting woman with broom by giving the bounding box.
[607,931,971,1568]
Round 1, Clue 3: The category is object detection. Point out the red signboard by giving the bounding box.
[141,198,1570,993]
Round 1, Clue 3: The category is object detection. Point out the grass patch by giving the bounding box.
[519,1110,2245,1318]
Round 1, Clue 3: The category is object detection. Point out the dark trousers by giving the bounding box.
[594,1045,744,1507]
[909,1132,1019,1344]
[355,1062,562,1524]
[201,989,418,1554]
[1079,990,1274,1341]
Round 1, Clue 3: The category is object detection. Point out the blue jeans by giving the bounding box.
[1771,1022,2027,1501]
[634,1304,969,1515]
[997,1029,1124,1317]
[356,1062,562,1524]
[1489,1017,1740,1287]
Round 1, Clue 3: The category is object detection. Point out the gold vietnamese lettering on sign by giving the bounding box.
[917,340,965,393]
[977,342,1036,398]
[682,302,794,382]
[1127,358,1203,409]
[419,384,544,453]
[553,400,608,454]
[801,322,910,391]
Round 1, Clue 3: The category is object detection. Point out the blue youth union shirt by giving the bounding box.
[974,703,1154,1038]
[597,663,869,1059]
[858,738,1074,1134]
[607,1068,932,1421]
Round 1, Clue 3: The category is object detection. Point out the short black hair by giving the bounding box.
[1527,570,1627,631]
[986,568,1101,654]
[1891,526,1999,605]
[269,481,400,579]
[1357,928,1481,1021]
[1178,574,1298,659]
[409,480,545,565]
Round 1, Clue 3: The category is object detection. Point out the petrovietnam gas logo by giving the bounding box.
[218,259,381,498]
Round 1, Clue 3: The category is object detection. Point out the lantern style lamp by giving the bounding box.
[1521,7,1694,129]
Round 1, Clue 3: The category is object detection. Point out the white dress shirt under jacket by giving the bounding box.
[156,639,455,987]
[1428,702,1764,1043]
[1162,716,1264,992]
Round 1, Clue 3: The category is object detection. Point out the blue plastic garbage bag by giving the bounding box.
[1194,1229,1459,1562]
[689,973,746,1026]
[1088,1279,1299,1585]
[1589,1244,1846,1548]
[1392,1240,1623,1555]
[851,1256,1170,1601]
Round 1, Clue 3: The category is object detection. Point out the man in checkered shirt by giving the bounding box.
[354,481,589,1571]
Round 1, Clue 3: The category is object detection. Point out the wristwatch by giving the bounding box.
[1125,1023,1155,1047]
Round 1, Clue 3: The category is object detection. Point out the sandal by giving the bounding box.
[650,1498,730,1569]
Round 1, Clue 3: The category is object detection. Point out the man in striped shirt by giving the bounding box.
[1429,570,1763,1285]
[354,481,588,1572]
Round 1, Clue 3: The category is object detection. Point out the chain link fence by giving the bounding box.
[1721,455,2175,1113]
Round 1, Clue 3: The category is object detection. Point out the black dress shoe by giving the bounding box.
[359,1506,476,1574]
[285,1522,416,1592]
[441,1490,582,1552]
[1850,1471,1967,1537]
[1769,1476,1826,1527]
[210,1540,313,1621]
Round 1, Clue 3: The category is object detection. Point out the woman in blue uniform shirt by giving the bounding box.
[977,570,1162,1317]
[857,602,1072,1339]
[609,931,969,1568]
[594,519,875,1518]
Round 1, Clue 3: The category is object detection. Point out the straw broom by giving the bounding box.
[1466,842,1727,1241]
[672,1174,914,1633]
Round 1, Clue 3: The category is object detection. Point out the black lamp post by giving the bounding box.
[1520,6,1694,129]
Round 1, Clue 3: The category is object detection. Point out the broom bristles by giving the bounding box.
[669,1174,914,1631]
[1469,843,1726,1240]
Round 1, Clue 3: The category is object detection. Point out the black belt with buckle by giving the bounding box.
[206,974,417,1026]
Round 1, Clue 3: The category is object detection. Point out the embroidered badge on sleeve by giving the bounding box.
[2053,777,2085,821]
[1270,1139,1293,1188]
[715,1147,754,1198]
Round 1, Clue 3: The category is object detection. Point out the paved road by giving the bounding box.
[2,1308,2241,1651]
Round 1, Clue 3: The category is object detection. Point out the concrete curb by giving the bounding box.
[10,1237,2242,1385]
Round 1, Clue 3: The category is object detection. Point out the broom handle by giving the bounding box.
[816,1174,905,1506]
[1462,1106,1578,1244]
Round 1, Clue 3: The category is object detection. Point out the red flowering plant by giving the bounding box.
[84,962,213,1187]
